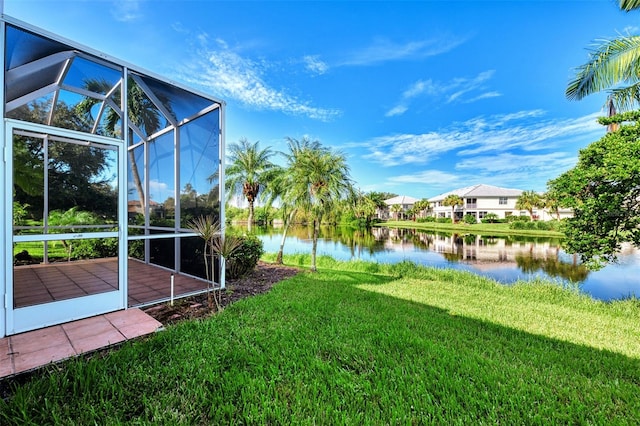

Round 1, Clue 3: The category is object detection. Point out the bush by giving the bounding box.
[506,215,531,223]
[481,213,500,223]
[462,214,477,225]
[510,221,536,230]
[226,234,264,279]
[72,238,119,259]
[436,217,452,224]
[416,216,436,223]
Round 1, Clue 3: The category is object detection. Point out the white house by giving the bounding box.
[429,184,571,222]
[429,184,524,221]
[380,195,420,220]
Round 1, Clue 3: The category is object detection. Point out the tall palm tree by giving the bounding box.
[442,194,463,223]
[76,77,167,210]
[515,190,543,220]
[566,1,640,113]
[285,137,354,272]
[390,204,402,220]
[225,138,277,231]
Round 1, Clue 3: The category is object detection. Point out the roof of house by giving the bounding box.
[428,184,523,202]
[384,195,420,206]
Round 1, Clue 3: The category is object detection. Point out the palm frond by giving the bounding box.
[566,35,640,110]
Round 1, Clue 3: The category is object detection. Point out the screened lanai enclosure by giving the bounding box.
[0,16,225,337]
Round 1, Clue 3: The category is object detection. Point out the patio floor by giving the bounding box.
[13,258,209,308]
[1,258,210,379]
[0,308,163,379]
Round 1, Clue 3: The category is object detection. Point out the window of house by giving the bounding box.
[499,197,508,205]
[478,211,488,219]
[466,198,477,205]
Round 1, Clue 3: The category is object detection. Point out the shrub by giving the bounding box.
[436,217,452,224]
[462,214,477,225]
[506,215,531,223]
[226,234,264,279]
[72,238,119,259]
[416,216,436,223]
[481,213,500,223]
[510,221,536,230]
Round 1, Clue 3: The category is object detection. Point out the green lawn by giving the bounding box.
[1,255,639,424]
[381,220,565,238]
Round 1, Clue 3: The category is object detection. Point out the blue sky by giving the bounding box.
[4,0,637,199]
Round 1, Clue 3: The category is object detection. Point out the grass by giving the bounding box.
[13,241,68,261]
[381,220,565,238]
[2,255,640,424]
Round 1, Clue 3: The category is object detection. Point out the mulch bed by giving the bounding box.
[142,261,301,325]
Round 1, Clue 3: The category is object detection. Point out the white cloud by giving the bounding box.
[386,70,500,117]
[385,105,408,117]
[303,55,329,75]
[354,110,603,167]
[341,36,466,66]
[177,39,340,121]
[111,0,142,22]
[388,170,463,189]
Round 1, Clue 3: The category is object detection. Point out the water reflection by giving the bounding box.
[239,225,640,301]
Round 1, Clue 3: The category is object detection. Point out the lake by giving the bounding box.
[236,224,640,301]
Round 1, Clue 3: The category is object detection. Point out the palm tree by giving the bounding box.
[620,0,640,12]
[414,199,431,219]
[76,77,167,210]
[566,1,640,114]
[225,138,277,231]
[285,137,354,272]
[543,191,562,221]
[390,204,402,220]
[442,194,463,223]
[515,190,543,220]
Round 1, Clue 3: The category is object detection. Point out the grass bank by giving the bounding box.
[381,220,565,238]
[2,255,639,424]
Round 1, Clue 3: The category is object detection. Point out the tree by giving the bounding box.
[547,118,640,268]
[11,101,117,219]
[390,204,403,220]
[76,78,169,211]
[225,138,277,231]
[565,1,640,113]
[620,0,640,12]
[542,192,562,221]
[285,137,354,272]
[442,194,463,223]
[515,190,543,220]
[414,199,431,219]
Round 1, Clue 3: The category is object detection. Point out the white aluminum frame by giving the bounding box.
[4,120,127,335]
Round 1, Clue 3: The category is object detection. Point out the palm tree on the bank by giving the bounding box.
[286,137,354,272]
[265,137,322,264]
[566,1,640,114]
[225,138,277,231]
[442,194,463,223]
[516,190,543,220]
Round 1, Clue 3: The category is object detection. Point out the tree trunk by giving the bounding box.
[276,209,296,264]
[311,218,319,272]
[247,199,254,232]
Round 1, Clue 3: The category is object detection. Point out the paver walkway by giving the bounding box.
[0,308,162,379]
